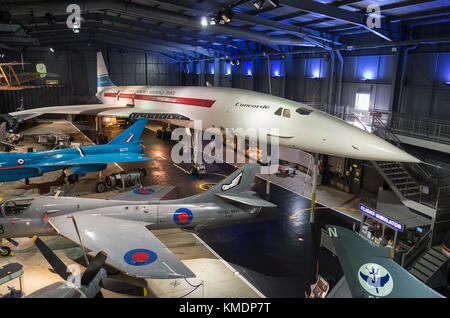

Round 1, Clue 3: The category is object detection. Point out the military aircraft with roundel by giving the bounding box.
[7,52,419,163]
[0,117,153,183]
[0,164,276,279]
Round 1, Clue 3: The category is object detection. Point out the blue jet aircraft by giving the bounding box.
[0,118,153,183]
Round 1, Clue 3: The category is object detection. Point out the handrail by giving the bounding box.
[401,228,432,268]
[372,115,434,181]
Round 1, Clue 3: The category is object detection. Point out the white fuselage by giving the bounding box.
[95,85,418,162]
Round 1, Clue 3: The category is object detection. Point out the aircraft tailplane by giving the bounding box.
[97,51,116,94]
[108,118,147,145]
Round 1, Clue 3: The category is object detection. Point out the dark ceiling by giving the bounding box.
[1,0,450,60]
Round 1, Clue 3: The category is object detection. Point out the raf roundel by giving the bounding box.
[173,208,193,226]
[133,188,155,195]
[17,158,24,165]
[124,249,158,266]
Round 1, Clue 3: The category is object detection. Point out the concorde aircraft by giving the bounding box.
[8,52,419,163]
[0,164,276,279]
[0,118,153,183]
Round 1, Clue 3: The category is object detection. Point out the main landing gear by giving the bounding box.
[0,239,12,257]
[68,174,79,184]
[156,124,173,140]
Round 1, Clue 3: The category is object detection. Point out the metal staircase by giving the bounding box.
[408,246,448,283]
[371,115,450,216]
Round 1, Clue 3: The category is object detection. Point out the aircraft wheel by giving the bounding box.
[0,246,12,257]
[189,166,198,176]
[96,181,106,193]
[68,174,78,184]
[164,131,172,140]
[156,129,162,138]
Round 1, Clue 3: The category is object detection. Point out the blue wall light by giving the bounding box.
[194,63,200,74]
[307,58,326,78]
[357,56,379,81]
[208,63,214,75]
[225,62,232,75]
[271,60,284,77]
[312,68,320,78]
[244,61,252,76]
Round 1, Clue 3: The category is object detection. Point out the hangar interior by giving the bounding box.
[0,0,450,298]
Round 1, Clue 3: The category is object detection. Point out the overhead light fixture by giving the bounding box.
[72,20,80,33]
[220,9,233,23]
[209,15,218,25]
[49,47,54,53]
[201,16,208,27]
[253,0,265,10]
[268,0,279,8]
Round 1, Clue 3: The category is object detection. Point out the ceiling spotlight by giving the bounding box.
[220,9,233,23]
[236,59,240,66]
[201,16,208,27]
[49,47,54,53]
[268,0,279,7]
[253,0,265,10]
[72,20,80,33]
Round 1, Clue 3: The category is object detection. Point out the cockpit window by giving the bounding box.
[296,107,313,115]
[1,199,33,217]
[283,109,291,118]
[274,107,283,116]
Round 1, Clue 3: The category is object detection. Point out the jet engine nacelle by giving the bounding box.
[72,164,107,175]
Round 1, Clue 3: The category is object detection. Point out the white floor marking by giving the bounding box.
[255,175,362,222]
[192,233,266,298]
[172,163,188,173]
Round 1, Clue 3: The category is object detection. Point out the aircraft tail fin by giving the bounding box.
[182,164,271,206]
[108,118,147,145]
[97,51,116,94]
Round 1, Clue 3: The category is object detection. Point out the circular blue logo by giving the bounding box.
[133,188,155,195]
[173,208,193,226]
[124,249,158,266]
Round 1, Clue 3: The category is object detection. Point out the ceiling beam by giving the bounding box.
[31,22,226,57]
[280,0,393,41]
[7,0,312,48]
[134,0,338,48]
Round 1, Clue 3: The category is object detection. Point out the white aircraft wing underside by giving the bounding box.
[10,105,193,126]
[48,213,195,279]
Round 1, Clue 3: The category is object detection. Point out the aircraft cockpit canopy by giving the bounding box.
[0,198,33,217]
[296,107,313,115]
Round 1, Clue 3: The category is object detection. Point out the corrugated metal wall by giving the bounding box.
[107,48,180,87]
[0,86,75,113]
[402,52,450,119]
[340,54,394,111]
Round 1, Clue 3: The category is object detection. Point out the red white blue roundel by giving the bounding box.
[133,188,155,195]
[173,208,193,226]
[17,158,24,165]
[124,249,157,266]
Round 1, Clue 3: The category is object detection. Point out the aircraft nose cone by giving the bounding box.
[305,112,420,162]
